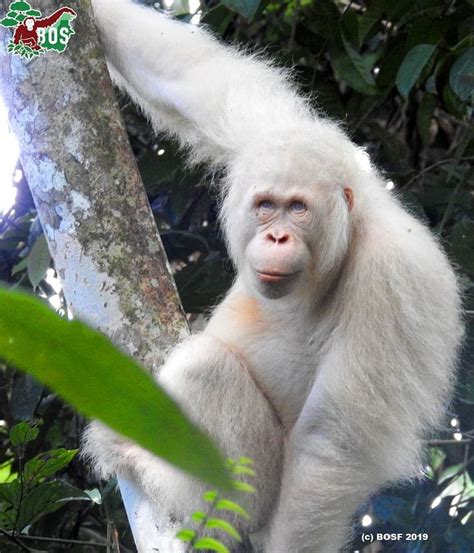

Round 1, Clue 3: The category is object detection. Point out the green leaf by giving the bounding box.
[10,420,40,447]
[25,9,41,17]
[0,289,231,491]
[237,457,254,466]
[416,93,437,145]
[201,5,234,35]
[191,511,206,521]
[221,0,260,20]
[449,48,474,103]
[0,480,87,532]
[193,537,230,552]
[385,0,443,27]
[429,447,447,472]
[406,18,445,51]
[27,235,51,290]
[458,376,474,405]
[15,481,89,532]
[341,9,359,46]
[443,84,468,119]
[396,44,437,97]
[215,499,250,520]
[425,74,436,94]
[0,461,17,484]
[439,462,463,484]
[0,17,18,26]
[331,36,378,95]
[231,480,256,494]
[230,465,255,477]
[11,257,27,276]
[205,518,242,541]
[176,528,196,542]
[24,448,78,484]
[0,481,21,509]
[358,4,383,45]
[0,510,16,532]
[203,490,219,502]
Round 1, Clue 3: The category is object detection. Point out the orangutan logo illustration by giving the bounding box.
[0,1,77,59]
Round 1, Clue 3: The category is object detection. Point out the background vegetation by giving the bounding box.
[0,0,472,551]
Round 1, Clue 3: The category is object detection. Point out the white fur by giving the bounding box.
[84,2,464,551]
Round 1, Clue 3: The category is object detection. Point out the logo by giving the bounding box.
[0,1,77,59]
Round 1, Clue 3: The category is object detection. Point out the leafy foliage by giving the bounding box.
[0,420,89,537]
[0,288,230,491]
[177,457,256,552]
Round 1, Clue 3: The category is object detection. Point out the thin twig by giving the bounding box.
[287,0,301,52]
[0,529,34,553]
[402,156,474,188]
[428,439,472,445]
[8,533,109,547]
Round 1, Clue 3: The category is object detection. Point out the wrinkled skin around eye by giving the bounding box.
[289,200,307,214]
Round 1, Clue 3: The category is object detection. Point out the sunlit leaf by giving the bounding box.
[24,448,78,484]
[205,517,242,541]
[0,289,231,490]
[238,457,254,466]
[231,480,256,494]
[215,499,250,520]
[231,466,255,477]
[203,490,219,502]
[0,461,17,484]
[193,537,230,552]
[396,44,437,97]
[176,528,196,542]
[10,420,40,447]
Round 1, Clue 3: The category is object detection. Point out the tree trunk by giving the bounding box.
[0,1,189,550]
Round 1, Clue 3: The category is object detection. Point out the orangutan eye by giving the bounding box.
[290,200,307,213]
[257,199,276,211]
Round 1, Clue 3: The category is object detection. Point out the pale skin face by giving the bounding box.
[243,185,354,300]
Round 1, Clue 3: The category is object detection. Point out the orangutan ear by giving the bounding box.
[344,187,354,211]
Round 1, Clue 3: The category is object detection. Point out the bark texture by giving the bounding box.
[0,0,189,371]
[0,2,189,550]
